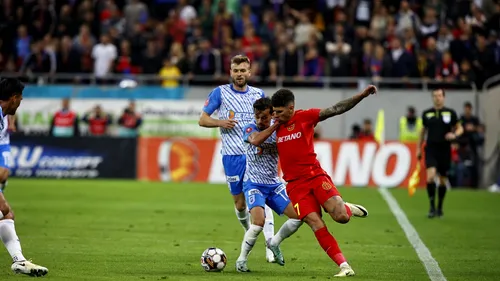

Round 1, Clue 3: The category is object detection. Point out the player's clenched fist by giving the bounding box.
[361,85,377,97]
[218,119,238,129]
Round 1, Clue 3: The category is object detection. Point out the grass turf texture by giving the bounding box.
[0,179,498,280]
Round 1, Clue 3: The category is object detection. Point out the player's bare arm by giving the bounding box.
[199,112,237,129]
[246,122,280,146]
[7,115,16,132]
[318,85,377,121]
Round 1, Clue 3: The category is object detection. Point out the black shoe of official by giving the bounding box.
[428,209,436,219]
[436,209,443,218]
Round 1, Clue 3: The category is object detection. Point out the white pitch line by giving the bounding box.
[378,188,447,281]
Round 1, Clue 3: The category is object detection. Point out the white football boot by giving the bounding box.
[334,264,355,277]
[11,260,48,277]
[345,202,369,218]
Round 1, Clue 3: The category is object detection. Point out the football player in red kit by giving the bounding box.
[268,85,377,277]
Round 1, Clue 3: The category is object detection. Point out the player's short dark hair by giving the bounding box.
[231,55,250,66]
[271,89,295,107]
[464,101,472,108]
[253,97,272,113]
[0,78,24,101]
[431,88,445,97]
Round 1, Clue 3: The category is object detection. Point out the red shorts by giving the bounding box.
[287,174,341,220]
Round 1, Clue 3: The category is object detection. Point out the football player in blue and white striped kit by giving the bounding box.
[235,97,302,272]
[199,55,277,262]
[0,78,48,277]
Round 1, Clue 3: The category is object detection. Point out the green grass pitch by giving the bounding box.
[0,179,499,280]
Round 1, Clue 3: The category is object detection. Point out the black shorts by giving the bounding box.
[425,144,451,176]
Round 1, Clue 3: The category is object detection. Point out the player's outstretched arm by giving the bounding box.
[318,85,377,122]
[246,122,280,146]
[199,112,237,129]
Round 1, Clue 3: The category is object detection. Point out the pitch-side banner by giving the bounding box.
[137,137,426,188]
[10,135,137,179]
[17,99,218,138]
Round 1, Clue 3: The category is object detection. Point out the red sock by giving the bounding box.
[314,227,346,266]
[345,204,352,218]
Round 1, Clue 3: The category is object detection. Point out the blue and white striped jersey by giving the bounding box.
[0,109,10,146]
[242,122,280,185]
[203,84,265,155]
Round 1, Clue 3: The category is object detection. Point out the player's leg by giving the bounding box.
[300,203,355,277]
[314,176,368,224]
[265,184,303,265]
[0,178,48,276]
[236,186,267,272]
[263,204,275,262]
[424,147,439,218]
[223,155,250,231]
[436,150,452,217]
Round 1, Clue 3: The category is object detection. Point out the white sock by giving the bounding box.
[340,262,349,268]
[270,219,302,246]
[238,224,262,261]
[263,205,275,242]
[235,207,250,231]
[0,219,26,262]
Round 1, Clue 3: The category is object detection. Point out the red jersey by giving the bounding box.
[276,108,325,182]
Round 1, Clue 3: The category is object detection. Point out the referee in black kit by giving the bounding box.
[416,89,463,218]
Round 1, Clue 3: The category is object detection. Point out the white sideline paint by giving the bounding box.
[378,188,447,281]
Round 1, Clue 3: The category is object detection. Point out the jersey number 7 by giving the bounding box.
[294,203,300,216]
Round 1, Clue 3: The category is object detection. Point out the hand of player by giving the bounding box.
[361,85,377,98]
[445,132,456,140]
[416,149,422,160]
[218,119,238,129]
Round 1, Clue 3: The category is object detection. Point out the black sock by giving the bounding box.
[426,182,436,210]
[437,185,447,211]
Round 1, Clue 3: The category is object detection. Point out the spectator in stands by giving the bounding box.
[473,34,495,87]
[436,24,453,53]
[280,42,302,80]
[370,4,390,41]
[359,119,375,141]
[92,34,117,83]
[395,0,420,36]
[416,51,435,80]
[389,38,414,78]
[178,0,197,25]
[159,57,181,88]
[15,25,31,63]
[0,0,498,89]
[193,38,218,77]
[349,124,362,140]
[82,105,112,137]
[436,50,460,82]
[73,25,96,52]
[118,101,142,137]
[302,46,325,79]
[141,40,162,78]
[56,36,81,77]
[49,98,80,138]
[369,44,391,80]
[124,0,149,37]
[20,41,55,75]
[459,59,476,83]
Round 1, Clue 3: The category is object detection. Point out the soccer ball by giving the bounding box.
[200,247,227,272]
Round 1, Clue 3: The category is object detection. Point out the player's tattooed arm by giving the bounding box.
[318,85,377,121]
[247,122,280,146]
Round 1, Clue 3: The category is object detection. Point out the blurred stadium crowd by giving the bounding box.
[0,0,499,86]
